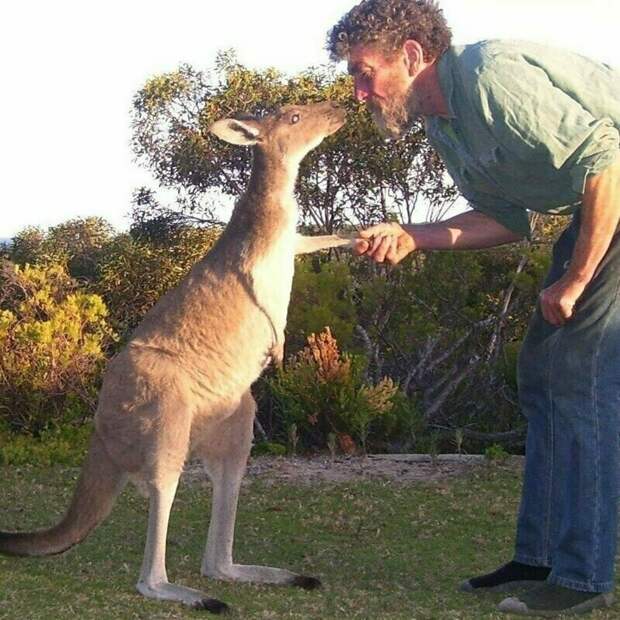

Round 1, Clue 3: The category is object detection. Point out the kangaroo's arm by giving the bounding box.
[294,233,362,255]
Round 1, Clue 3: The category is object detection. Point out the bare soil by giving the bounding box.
[185,454,523,486]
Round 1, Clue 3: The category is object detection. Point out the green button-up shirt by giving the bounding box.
[425,40,620,237]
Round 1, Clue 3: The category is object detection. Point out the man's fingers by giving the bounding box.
[368,235,382,255]
[359,224,391,239]
[559,300,575,322]
[541,298,569,326]
[385,237,400,265]
[355,225,412,265]
[540,278,583,327]
[541,302,559,326]
[371,235,393,262]
[353,239,370,255]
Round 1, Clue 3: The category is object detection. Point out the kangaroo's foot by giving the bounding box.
[202,563,321,589]
[137,579,229,612]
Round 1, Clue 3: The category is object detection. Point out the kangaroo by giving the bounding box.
[0,102,360,613]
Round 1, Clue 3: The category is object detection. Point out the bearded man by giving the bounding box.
[327,0,620,616]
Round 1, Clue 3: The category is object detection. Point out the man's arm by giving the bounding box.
[539,160,620,326]
[358,209,524,263]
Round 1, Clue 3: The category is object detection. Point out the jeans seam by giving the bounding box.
[544,329,560,562]
[590,273,620,583]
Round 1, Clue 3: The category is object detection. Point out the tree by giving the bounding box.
[10,226,47,266]
[10,217,115,282]
[131,51,456,232]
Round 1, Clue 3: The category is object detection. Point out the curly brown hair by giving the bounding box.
[327,0,452,62]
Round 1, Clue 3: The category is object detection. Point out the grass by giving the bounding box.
[0,461,617,619]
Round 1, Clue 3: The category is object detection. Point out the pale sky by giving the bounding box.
[1,0,619,237]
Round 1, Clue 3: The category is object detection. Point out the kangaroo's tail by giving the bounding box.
[0,430,127,556]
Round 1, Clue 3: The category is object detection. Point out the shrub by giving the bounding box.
[0,422,92,466]
[10,218,115,281]
[286,257,358,352]
[266,327,402,453]
[484,443,510,462]
[251,441,287,457]
[96,226,219,335]
[0,261,115,435]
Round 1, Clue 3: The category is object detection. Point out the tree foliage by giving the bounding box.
[96,226,219,333]
[10,217,115,281]
[131,52,457,231]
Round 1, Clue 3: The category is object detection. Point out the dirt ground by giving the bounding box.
[185,454,524,486]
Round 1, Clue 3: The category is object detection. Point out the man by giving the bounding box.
[327,0,620,617]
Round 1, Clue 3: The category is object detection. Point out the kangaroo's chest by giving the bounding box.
[248,231,296,338]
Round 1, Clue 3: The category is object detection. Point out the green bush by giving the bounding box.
[251,441,287,457]
[96,226,219,335]
[484,443,511,462]
[265,327,403,453]
[0,261,115,435]
[286,257,358,352]
[10,217,115,281]
[0,422,92,466]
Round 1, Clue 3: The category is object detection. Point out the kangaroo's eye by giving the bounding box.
[291,113,300,124]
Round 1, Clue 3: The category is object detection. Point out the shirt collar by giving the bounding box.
[435,47,457,119]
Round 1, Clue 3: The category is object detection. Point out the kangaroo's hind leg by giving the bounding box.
[200,391,320,589]
[130,392,229,613]
[136,469,229,613]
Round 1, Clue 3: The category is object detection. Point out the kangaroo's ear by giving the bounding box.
[209,118,262,145]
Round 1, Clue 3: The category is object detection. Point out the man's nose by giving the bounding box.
[354,77,369,102]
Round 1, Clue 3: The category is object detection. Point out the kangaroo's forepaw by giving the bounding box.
[290,575,322,590]
[193,598,229,614]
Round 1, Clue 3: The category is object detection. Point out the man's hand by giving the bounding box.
[355,222,416,264]
[539,275,588,326]
[539,160,620,326]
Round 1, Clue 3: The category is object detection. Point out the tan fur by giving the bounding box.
[0,101,360,611]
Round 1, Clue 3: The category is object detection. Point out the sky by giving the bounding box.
[1,0,619,238]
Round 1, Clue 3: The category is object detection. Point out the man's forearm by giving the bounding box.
[565,161,620,287]
[403,210,524,251]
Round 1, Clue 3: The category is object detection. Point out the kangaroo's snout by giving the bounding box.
[325,102,347,134]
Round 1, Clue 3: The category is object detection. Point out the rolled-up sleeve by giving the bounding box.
[475,54,620,195]
[463,188,532,239]
[567,122,620,193]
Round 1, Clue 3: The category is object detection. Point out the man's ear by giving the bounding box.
[209,118,262,146]
[402,39,425,76]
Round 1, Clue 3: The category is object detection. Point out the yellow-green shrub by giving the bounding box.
[0,261,115,434]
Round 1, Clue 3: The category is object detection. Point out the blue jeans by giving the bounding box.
[514,213,620,593]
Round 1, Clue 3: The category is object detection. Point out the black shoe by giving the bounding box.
[498,583,614,616]
[460,561,551,593]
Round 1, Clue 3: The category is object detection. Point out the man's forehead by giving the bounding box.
[346,45,391,73]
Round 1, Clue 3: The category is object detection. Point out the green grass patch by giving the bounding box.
[0,462,617,619]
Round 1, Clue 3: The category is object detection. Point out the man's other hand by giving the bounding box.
[355,222,416,265]
[539,275,587,326]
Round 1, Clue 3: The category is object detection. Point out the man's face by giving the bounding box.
[347,44,417,139]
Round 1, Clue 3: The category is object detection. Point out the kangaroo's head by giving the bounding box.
[209,101,346,166]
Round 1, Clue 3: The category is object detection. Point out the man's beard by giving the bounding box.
[368,82,418,139]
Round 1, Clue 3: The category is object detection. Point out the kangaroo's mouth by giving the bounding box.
[326,107,347,135]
